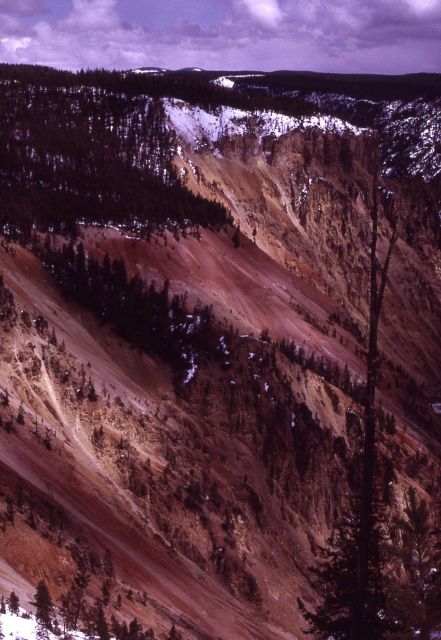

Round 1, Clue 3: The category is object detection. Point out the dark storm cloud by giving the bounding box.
[0,0,439,73]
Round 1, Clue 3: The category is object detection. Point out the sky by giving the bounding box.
[0,0,440,74]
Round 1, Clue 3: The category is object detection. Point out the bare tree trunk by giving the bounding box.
[351,171,398,640]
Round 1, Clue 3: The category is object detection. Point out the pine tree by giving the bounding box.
[82,604,95,640]
[110,616,121,640]
[74,557,90,590]
[87,377,98,402]
[353,168,400,639]
[301,498,388,640]
[94,600,110,640]
[168,625,182,640]
[6,497,14,524]
[387,489,441,639]
[0,596,6,614]
[8,591,19,615]
[101,580,110,606]
[32,580,53,629]
[61,585,86,631]
[103,549,115,578]
[128,617,142,640]
[232,225,240,249]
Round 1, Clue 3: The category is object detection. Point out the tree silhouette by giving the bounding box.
[94,600,110,640]
[387,489,441,639]
[32,580,53,629]
[351,160,401,639]
[301,497,388,639]
[8,591,19,615]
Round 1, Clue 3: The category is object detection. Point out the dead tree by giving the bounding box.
[351,167,400,639]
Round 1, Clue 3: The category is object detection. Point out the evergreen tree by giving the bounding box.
[82,604,95,640]
[94,600,110,640]
[0,596,5,614]
[128,617,142,640]
[301,498,388,639]
[6,497,14,524]
[168,625,182,640]
[74,557,91,590]
[8,591,19,615]
[110,616,121,640]
[387,489,441,639]
[32,580,53,629]
[101,580,110,606]
[60,585,84,631]
[87,377,98,402]
[353,168,400,639]
[232,226,240,249]
[103,549,115,578]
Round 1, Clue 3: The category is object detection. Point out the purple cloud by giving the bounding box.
[0,0,48,16]
[0,0,439,72]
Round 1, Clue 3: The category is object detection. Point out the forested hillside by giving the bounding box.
[0,69,230,239]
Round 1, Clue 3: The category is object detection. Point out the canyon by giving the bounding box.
[0,67,440,639]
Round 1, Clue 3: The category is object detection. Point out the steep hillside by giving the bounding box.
[165,99,441,389]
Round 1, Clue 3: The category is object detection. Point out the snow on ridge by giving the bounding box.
[163,98,368,149]
[211,73,266,89]
[132,68,166,75]
[379,97,441,182]
[212,76,235,89]
[229,73,266,79]
[303,92,441,182]
[305,91,379,108]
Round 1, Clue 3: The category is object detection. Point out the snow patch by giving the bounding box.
[432,402,441,415]
[212,77,235,90]
[163,98,368,151]
[182,351,198,384]
[1,609,89,640]
[131,68,167,75]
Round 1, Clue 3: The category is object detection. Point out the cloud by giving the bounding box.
[235,0,283,27]
[406,0,439,11]
[0,0,153,69]
[0,0,47,16]
[63,0,119,30]
[0,0,439,73]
